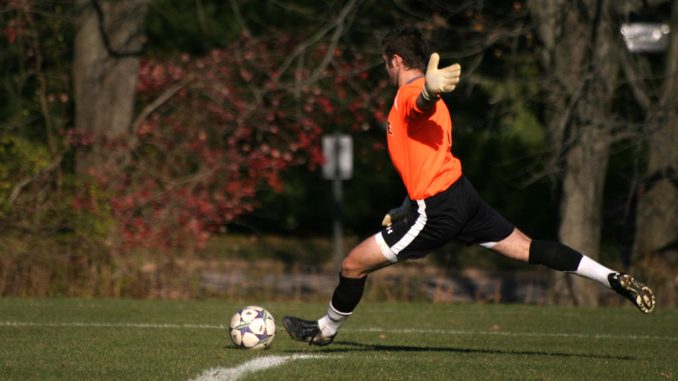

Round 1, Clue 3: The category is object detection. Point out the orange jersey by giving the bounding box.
[386,77,462,200]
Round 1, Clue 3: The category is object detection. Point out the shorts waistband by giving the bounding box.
[418,175,466,204]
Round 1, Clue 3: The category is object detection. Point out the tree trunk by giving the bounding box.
[531,0,619,306]
[556,127,610,306]
[73,0,149,175]
[632,2,678,307]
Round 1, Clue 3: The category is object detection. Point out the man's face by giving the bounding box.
[383,54,399,87]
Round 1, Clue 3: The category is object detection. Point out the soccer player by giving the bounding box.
[283,27,655,346]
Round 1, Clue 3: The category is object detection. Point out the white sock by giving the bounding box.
[574,255,615,288]
[317,303,349,337]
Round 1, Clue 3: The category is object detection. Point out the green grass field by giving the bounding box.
[0,298,676,380]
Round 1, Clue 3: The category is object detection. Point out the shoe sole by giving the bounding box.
[622,275,655,314]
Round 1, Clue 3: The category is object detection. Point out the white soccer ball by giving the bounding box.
[229,305,276,350]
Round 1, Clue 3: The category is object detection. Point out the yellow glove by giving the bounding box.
[421,53,461,101]
[381,214,393,227]
[381,196,412,227]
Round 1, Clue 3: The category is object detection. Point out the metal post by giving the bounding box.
[332,133,343,270]
[322,133,351,271]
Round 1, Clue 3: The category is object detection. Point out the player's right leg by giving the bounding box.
[490,229,655,313]
[283,235,392,346]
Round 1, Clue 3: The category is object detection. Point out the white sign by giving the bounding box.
[322,134,353,180]
[621,23,670,53]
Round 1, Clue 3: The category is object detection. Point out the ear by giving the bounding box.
[391,54,403,68]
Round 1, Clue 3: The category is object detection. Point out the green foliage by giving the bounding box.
[0,131,112,236]
[473,54,544,145]
[508,104,543,145]
[0,134,51,212]
[0,136,117,285]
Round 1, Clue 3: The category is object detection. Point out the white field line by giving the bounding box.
[0,321,225,329]
[1,321,676,342]
[189,354,329,381]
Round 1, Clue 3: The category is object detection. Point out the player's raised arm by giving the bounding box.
[418,53,461,109]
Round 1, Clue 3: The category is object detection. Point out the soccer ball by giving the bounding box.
[229,305,276,350]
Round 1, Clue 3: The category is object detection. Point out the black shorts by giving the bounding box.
[375,175,514,262]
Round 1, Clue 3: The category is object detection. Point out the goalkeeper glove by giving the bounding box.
[381,196,412,227]
[421,53,461,101]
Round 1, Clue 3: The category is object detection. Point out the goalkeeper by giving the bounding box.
[284,27,655,346]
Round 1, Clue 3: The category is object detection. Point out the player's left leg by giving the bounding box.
[283,235,392,346]
[317,236,392,338]
[489,228,655,313]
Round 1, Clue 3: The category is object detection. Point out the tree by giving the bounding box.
[72,0,388,251]
[531,0,622,306]
[622,1,678,307]
[73,0,149,176]
[0,0,390,296]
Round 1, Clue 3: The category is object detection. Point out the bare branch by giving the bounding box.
[619,49,652,112]
[229,0,251,36]
[122,74,196,169]
[233,0,362,126]
[277,0,360,85]
[195,0,209,35]
[23,3,56,155]
[8,155,63,206]
[304,0,359,85]
[130,73,195,137]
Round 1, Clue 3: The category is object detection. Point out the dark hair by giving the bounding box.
[381,27,430,71]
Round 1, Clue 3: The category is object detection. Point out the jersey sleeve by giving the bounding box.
[398,81,436,121]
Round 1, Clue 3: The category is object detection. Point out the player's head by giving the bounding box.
[381,27,429,72]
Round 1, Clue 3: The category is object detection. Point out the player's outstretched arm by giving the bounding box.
[419,53,461,107]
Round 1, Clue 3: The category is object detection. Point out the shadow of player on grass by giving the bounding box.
[284,341,635,361]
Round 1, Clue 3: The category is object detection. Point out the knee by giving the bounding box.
[339,235,386,278]
[493,228,532,263]
[341,244,375,278]
[340,253,364,278]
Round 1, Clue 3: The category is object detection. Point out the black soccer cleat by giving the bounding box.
[282,316,335,346]
[608,272,655,314]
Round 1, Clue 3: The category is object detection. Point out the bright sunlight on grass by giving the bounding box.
[0,298,676,380]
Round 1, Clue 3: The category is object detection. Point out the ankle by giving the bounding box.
[318,316,340,337]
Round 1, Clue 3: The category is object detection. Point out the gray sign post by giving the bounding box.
[322,134,353,270]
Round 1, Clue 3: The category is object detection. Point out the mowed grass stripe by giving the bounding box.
[1,320,675,342]
[1,300,675,380]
